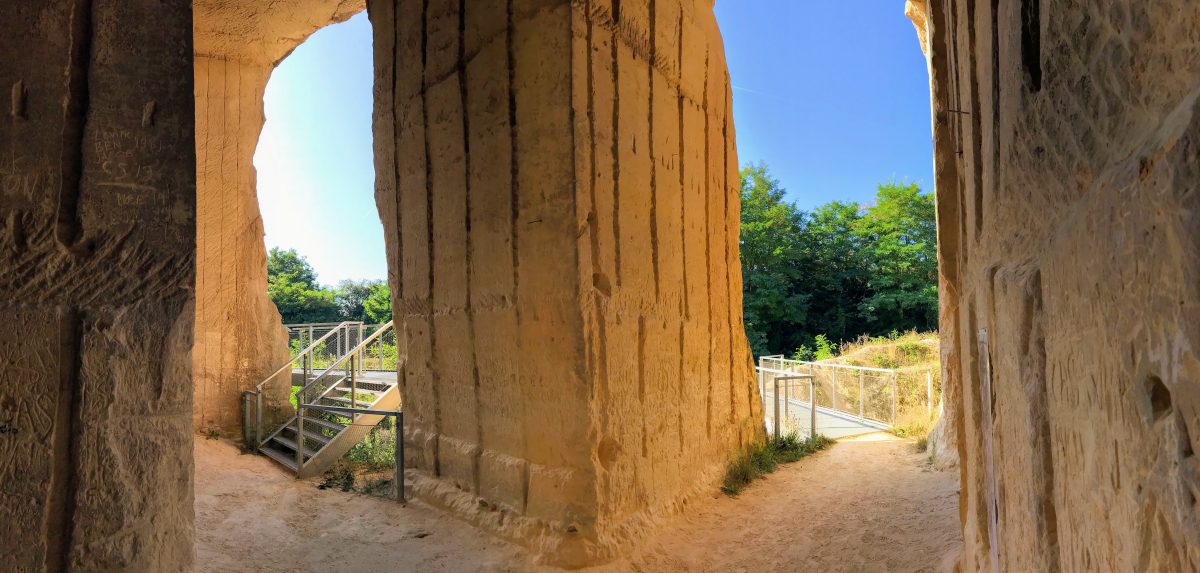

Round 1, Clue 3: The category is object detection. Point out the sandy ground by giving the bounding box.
[195,433,961,572]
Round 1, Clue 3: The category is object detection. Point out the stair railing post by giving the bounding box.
[255,391,263,450]
[296,400,305,471]
[350,355,358,413]
[358,323,365,376]
[396,411,405,502]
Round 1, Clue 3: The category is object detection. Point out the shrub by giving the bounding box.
[721,433,834,495]
[813,334,837,361]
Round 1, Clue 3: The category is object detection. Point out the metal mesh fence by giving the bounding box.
[758,357,936,429]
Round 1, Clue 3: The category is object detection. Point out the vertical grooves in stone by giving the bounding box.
[982,0,1000,243]
[585,3,609,407]
[638,316,647,457]
[677,322,685,449]
[390,0,407,399]
[459,0,482,494]
[55,0,93,251]
[702,49,712,438]
[648,0,660,301]
[421,0,441,477]
[506,0,528,514]
[197,59,212,422]
[676,14,688,320]
[675,12,686,452]
[44,309,82,573]
[610,0,622,288]
[723,74,735,425]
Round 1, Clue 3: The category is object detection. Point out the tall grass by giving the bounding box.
[721,433,834,495]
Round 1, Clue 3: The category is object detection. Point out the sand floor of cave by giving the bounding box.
[195,433,961,572]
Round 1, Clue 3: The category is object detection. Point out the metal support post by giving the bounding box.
[784,376,790,420]
[396,411,405,502]
[891,373,897,425]
[809,378,816,440]
[357,323,365,376]
[255,391,263,450]
[296,401,305,470]
[858,371,864,419]
[350,355,358,411]
[773,377,781,441]
[832,369,837,412]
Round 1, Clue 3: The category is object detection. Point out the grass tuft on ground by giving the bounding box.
[721,433,834,496]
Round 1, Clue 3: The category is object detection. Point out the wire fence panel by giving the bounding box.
[757,357,936,430]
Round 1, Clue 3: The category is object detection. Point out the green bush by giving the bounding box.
[721,433,834,495]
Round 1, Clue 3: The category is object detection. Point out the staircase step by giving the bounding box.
[321,395,367,407]
[259,443,299,471]
[282,425,332,446]
[295,413,351,432]
[334,385,385,396]
[270,435,321,459]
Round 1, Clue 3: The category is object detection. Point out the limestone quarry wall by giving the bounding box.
[368,0,757,565]
[917,0,1200,569]
[0,1,197,570]
[192,56,291,435]
[191,0,364,436]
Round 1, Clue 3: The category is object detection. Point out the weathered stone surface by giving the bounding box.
[369,0,759,565]
[0,1,196,569]
[5,0,1197,570]
[191,0,365,436]
[913,0,1200,569]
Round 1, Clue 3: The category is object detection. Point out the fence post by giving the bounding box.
[396,411,405,502]
[255,391,263,450]
[858,371,864,420]
[784,375,790,421]
[773,376,781,441]
[926,369,933,417]
[809,378,816,440]
[832,368,837,412]
[891,372,897,425]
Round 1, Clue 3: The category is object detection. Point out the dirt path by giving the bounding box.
[195,433,960,572]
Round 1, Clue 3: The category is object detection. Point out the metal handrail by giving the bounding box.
[294,321,395,402]
[761,356,897,374]
[253,321,358,393]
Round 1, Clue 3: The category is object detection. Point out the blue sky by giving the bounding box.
[255,4,932,284]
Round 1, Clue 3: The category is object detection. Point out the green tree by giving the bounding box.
[267,248,339,324]
[737,164,938,358]
[333,279,381,322]
[853,182,938,333]
[739,163,808,356]
[362,281,393,324]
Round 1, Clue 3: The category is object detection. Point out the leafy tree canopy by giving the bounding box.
[739,165,937,357]
[266,248,389,324]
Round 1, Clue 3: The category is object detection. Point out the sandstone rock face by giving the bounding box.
[191,0,365,436]
[0,1,196,570]
[368,0,759,564]
[914,1,1200,569]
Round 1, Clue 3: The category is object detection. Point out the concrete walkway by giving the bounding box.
[765,395,891,439]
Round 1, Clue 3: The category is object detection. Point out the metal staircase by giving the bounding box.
[245,321,401,479]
